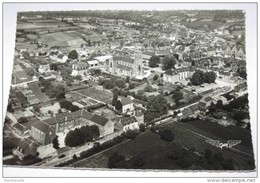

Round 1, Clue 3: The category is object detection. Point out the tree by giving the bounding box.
[125,76,130,83]
[159,129,174,141]
[148,55,160,68]
[65,128,85,147]
[144,84,155,92]
[25,67,35,76]
[7,103,14,112]
[204,149,213,160]
[112,91,119,106]
[108,152,126,168]
[17,117,28,124]
[52,135,60,149]
[59,99,72,109]
[68,50,78,60]
[115,79,126,89]
[145,95,168,122]
[50,63,58,71]
[139,124,145,132]
[204,71,217,83]
[162,56,176,70]
[190,70,205,85]
[153,74,159,81]
[172,89,183,105]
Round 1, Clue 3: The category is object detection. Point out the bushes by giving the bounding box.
[108,152,126,168]
[17,117,28,124]
[123,129,139,139]
[158,129,174,141]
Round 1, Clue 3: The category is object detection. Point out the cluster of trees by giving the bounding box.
[99,77,126,90]
[190,70,217,85]
[148,55,160,68]
[204,149,236,170]
[52,135,60,149]
[68,50,78,60]
[65,125,100,147]
[17,117,28,124]
[22,51,48,66]
[145,95,168,122]
[143,84,157,92]
[161,56,177,71]
[59,99,80,112]
[39,77,67,99]
[171,89,184,106]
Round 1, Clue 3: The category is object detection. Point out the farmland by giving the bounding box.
[39,31,84,45]
[69,120,255,170]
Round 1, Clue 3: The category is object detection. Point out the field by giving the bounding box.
[186,119,253,149]
[75,87,113,104]
[39,31,84,45]
[27,82,49,102]
[69,120,255,170]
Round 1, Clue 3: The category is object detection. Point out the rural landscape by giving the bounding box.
[3,9,255,171]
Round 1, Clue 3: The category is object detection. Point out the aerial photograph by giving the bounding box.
[3,9,255,171]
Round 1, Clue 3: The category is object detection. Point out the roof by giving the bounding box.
[133,99,148,106]
[113,55,134,64]
[42,117,57,125]
[13,123,25,131]
[31,120,50,133]
[120,116,138,126]
[182,107,193,116]
[164,67,194,76]
[87,60,99,65]
[204,96,213,102]
[90,114,109,126]
[116,64,133,71]
[81,110,94,120]
[57,54,65,59]
[143,51,155,56]
[120,97,133,105]
[207,46,215,52]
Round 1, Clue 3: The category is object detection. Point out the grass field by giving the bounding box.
[39,31,84,45]
[69,119,255,170]
[28,82,49,102]
[76,87,113,104]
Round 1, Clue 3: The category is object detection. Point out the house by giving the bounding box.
[200,96,214,108]
[116,116,139,132]
[30,119,56,145]
[38,64,50,74]
[12,140,38,160]
[94,55,113,70]
[163,67,195,84]
[89,114,114,136]
[116,97,134,114]
[87,60,100,69]
[236,47,246,60]
[234,82,247,92]
[13,123,28,136]
[49,51,68,63]
[71,61,88,76]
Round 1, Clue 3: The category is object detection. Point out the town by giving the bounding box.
[3,10,255,170]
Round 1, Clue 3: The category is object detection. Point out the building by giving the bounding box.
[71,61,88,76]
[49,51,68,63]
[30,119,56,145]
[116,97,134,114]
[13,123,28,136]
[39,109,115,139]
[163,67,195,84]
[116,116,139,132]
[12,140,38,160]
[86,60,100,69]
[38,64,50,74]
[108,50,143,78]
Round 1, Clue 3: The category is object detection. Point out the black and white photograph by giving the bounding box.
[1,1,258,181]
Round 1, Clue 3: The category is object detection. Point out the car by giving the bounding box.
[58,154,66,159]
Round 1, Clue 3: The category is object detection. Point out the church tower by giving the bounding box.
[133,50,143,76]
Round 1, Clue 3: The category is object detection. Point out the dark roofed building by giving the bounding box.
[30,120,56,145]
[89,114,114,136]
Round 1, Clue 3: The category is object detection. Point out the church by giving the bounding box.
[108,50,144,78]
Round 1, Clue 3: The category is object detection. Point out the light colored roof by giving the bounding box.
[87,60,99,65]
